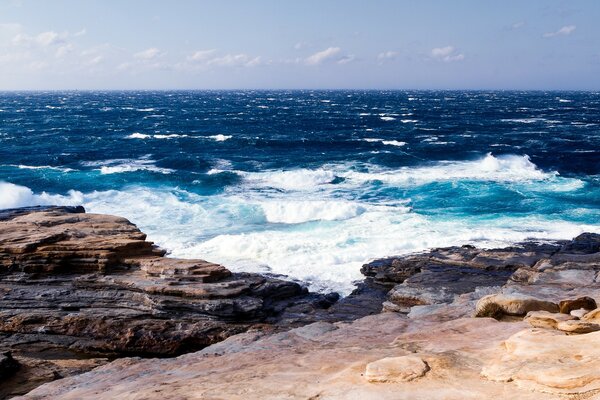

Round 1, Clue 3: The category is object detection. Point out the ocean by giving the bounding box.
[1,90,599,294]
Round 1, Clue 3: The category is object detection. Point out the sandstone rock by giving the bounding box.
[525,311,573,329]
[365,356,429,383]
[475,294,559,318]
[559,296,597,314]
[556,320,600,334]
[482,328,600,394]
[582,308,600,323]
[0,207,339,395]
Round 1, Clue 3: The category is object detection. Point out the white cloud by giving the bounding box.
[511,21,525,30]
[74,29,87,37]
[337,54,355,64]
[134,47,162,60]
[305,47,341,65]
[431,46,465,62]
[294,41,309,50]
[84,55,104,66]
[206,53,261,67]
[187,49,217,62]
[55,43,73,58]
[543,25,576,38]
[13,30,66,47]
[377,51,397,63]
[182,50,261,68]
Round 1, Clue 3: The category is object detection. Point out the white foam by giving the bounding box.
[16,165,74,172]
[401,119,418,123]
[127,133,188,140]
[126,133,151,139]
[381,140,407,147]
[0,182,83,210]
[241,168,336,191]
[83,158,174,175]
[260,200,366,224]
[380,116,396,121]
[501,118,544,124]
[209,134,232,142]
[153,134,188,139]
[362,138,406,147]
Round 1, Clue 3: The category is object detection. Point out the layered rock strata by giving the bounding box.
[5,206,600,399]
[0,206,341,398]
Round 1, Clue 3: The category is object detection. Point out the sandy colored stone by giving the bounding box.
[582,308,600,323]
[556,320,600,334]
[525,311,573,330]
[475,294,559,317]
[365,356,429,383]
[559,296,597,314]
[482,328,600,394]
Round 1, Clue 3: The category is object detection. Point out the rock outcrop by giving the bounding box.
[4,206,600,400]
[0,206,341,398]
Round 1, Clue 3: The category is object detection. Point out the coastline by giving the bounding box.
[2,206,600,398]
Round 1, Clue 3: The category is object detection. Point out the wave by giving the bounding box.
[1,180,597,294]
[241,168,337,191]
[14,164,75,172]
[82,158,174,175]
[126,133,188,139]
[381,140,407,147]
[501,118,544,124]
[0,182,83,210]
[209,134,232,142]
[238,154,567,192]
[362,138,406,147]
[260,200,366,224]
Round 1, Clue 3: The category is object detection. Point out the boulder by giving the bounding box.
[475,294,559,318]
[559,296,597,314]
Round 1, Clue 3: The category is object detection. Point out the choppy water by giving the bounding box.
[1,90,599,293]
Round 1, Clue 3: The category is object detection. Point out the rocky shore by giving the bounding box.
[2,206,600,399]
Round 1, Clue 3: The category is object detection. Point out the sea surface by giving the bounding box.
[1,90,599,294]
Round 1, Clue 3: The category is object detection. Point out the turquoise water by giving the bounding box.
[1,90,599,293]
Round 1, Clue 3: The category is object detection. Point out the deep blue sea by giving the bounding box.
[1,90,599,293]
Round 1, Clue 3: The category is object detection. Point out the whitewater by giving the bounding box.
[1,90,599,294]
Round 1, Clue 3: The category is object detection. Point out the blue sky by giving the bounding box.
[0,0,598,90]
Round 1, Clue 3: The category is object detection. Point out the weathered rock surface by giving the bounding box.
[524,310,573,329]
[5,207,600,400]
[365,356,429,383]
[482,328,600,394]
[0,206,343,398]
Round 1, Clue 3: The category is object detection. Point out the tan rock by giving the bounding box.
[559,296,597,314]
[556,320,600,334]
[582,308,600,323]
[475,294,559,318]
[365,356,429,383]
[482,328,600,394]
[525,311,573,329]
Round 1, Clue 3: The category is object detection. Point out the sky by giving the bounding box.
[0,0,599,90]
